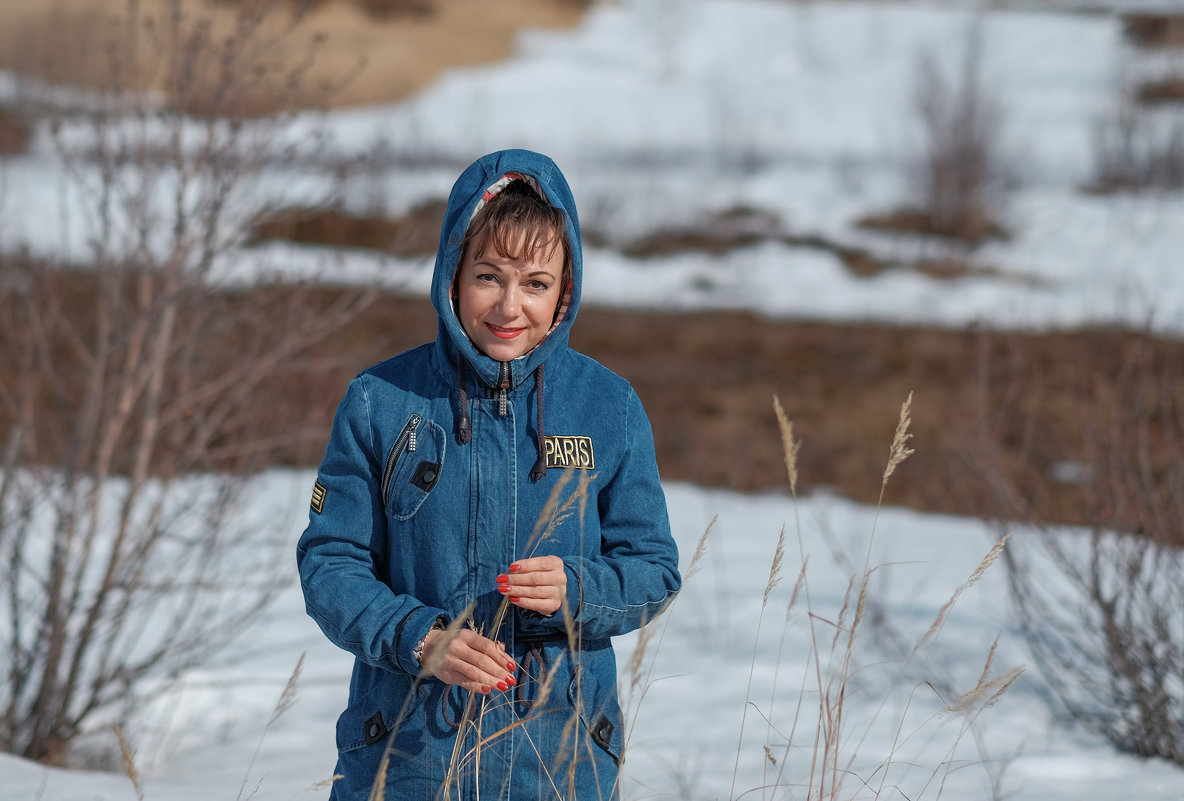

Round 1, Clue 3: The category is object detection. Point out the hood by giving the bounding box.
[430,149,583,390]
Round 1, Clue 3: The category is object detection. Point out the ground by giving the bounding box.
[0,0,586,111]
[2,0,1180,538]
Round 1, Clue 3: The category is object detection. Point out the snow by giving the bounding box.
[4,0,1184,798]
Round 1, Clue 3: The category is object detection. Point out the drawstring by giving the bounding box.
[514,639,548,716]
[530,364,547,481]
[456,353,472,444]
[455,356,546,481]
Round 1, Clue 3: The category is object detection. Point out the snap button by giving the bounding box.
[411,460,442,492]
[363,711,386,745]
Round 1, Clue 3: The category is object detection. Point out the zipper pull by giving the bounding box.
[497,362,511,416]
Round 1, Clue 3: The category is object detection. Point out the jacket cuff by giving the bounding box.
[562,560,583,622]
[395,606,450,675]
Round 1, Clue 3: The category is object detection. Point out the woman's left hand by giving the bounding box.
[497,556,567,616]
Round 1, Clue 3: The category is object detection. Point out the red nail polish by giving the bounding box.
[498,585,510,594]
[496,681,508,692]
[509,563,521,573]
[505,676,516,687]
[496,574,509,584]
[509,596,520,603]
[480,685,491,694]
[507,661,516,671]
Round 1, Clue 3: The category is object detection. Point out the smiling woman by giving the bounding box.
[296,149,682,800]
[454,179,571,362]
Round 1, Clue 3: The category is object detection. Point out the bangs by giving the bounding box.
[461,177,570,272]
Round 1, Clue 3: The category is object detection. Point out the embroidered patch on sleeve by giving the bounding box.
[310,479,327,515]
[544,435,595,470]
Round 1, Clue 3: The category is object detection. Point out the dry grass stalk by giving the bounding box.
[943,637,1025,716]
[764,526,787,606]
[238,653,307,801]
[882,391,916,487]
[773,395,801,495]
[917,534,1010,652]
[114,724,144,801]
[683,515,715,583]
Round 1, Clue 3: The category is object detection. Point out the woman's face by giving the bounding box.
[455,236,564,362]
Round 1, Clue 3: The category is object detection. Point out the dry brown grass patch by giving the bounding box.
[1123,12,1184,50]
[0,108,32,156]
[0,0,588,113]
[1135,76,1184,105]
[857,206,1007,246]
[5,260,1180,538]
[247,200,447,256]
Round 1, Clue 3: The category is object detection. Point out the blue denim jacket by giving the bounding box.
[297,150,681,800]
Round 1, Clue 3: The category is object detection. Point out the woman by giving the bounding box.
[297,149,682,800]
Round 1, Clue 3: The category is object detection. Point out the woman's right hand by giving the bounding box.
[420,627,518,694]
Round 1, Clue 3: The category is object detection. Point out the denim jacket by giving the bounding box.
[297,150,681,800]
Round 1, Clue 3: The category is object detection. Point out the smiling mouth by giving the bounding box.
[486,323,524,339]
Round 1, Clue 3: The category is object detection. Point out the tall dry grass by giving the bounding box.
[112,394,1018,800]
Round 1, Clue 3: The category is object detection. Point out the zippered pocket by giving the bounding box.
[381,415,446,521]
[381,414,421,507]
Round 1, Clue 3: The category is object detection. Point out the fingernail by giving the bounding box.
[498,585,510,594]
[480,685,491,694]
[505,676,516,687]
[496,574,509,584]
[509,596,520,603]
[507,661,516,671]
[496,681,508,692]
[509,563,521,573]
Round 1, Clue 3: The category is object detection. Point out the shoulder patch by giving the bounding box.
[544,435,595,470]
[310,479,327,515]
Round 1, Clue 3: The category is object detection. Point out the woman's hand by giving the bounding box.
[497,555,567,616]
[420,628,517,694]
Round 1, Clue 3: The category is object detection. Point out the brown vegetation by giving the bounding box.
[0,108,32,156]
[0,0,586,114]
[4,262,1177,542]
[1123,12,1184,50]
[1136,76,1184,105]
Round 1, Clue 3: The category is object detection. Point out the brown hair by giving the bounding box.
[459,179,571,282]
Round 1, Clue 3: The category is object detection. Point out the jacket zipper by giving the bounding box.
[381,413,421,505]
[497,362,511,416]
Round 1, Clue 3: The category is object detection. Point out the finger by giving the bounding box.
[508,555,563,575]
[510,593,562,616]
[446,631,518,692]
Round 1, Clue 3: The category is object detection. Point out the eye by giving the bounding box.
[475,272,499,284]
[526,280,551,292]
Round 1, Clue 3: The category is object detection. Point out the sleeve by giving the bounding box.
[521,387,682,640]
[295,377,449,675]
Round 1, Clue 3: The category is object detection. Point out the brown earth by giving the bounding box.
[246,287,1184,537]
[0,0,586,112]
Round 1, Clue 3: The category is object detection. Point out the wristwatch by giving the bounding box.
[414,617,447,664]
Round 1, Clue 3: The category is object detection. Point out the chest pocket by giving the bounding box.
[381,415,446,521]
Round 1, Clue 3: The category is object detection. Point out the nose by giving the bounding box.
[495,285,520,317]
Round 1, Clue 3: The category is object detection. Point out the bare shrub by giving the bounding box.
[0,0,374,764]
[961,331,1184,765]
[862,25,1012,245]
[1087,93,1184,193]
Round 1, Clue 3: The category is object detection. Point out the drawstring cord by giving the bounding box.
[455,356,547,481]
[456,353,472,444]
[530,364,547,481]
[514,639,548,716]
